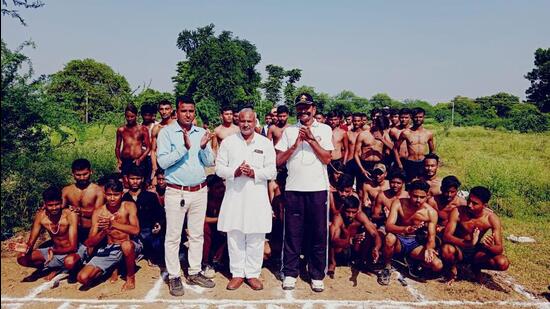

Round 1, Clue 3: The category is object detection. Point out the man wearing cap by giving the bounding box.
[275,93,334,292]
[362,163,389,213]
[156,96,216,296]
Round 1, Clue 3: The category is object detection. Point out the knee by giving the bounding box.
[121,241,135,255]
[17,255,30,267]
[494,255,510,271]
[77,270,90,285]
[384,233,397,247]
[431,258,444,272]
[64,254,79,270]
[441,244,456,261]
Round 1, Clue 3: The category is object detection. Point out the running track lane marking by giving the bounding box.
[2,296,547,307]
[144,278,164,301]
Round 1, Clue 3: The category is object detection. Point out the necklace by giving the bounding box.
[49,222,61,235]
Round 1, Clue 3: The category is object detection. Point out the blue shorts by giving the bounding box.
[396,234,422,257]
[38,243,87,269]
[87,240,142,273]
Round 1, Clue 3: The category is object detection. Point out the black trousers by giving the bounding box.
[282,190,328,280]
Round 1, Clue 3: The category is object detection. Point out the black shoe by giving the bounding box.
[187,273,215,288]
[168,277,185,296]
[377,268,391,286]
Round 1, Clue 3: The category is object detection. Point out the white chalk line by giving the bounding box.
[495,272,539,301]
[144,278,164,301]
[57,301,72,309]
[1,296,546,307]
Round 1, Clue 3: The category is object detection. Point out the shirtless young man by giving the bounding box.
[371,170,408,228]
[267,105,290,146]
[389,108,412,166]
[327,111,349,164]
[212,106,239,153]
[362,163,389,211]
[346,113,366,163]
[150,100,174,181]
[429,176,467,232]
[314,112,326,124]
[62,159,105,243]
[115,103,151,178]
[140,104,157,184]
[378,180,443,285]
[388,109,400,128]
[394,108,435,182]
[442,186,509,283]
[328,196,381,276]
[421,153,442,196]
[354,116,393,198]
[77,179,141,290]
[15,187,86,280]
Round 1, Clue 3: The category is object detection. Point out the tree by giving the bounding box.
[173,24,262,115]
[45,58,132,123]
[283,68,302,106]
[525,48,550,113]
[505,103,548,132]
[262,64,285,105]
[133,88,174,110]
[475,92,520,117]
[370,93,402,109]
[1,0,44,26]
[403,99,433,116]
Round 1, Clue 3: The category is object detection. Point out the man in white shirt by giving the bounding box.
[215,108,277,291]
[275,93,334,292]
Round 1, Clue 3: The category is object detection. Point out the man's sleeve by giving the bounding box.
[157,128,188,169]
[320,126,335,151]
[199,136,215,167]
[215,138,236,181]
[254,141,277,184]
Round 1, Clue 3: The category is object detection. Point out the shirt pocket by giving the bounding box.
[249,151,265,169]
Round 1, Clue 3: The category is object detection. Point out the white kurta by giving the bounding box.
[216,132,277,234]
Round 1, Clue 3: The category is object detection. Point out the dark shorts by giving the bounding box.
[460,244,483,264]
[403,159,424,181]
[142,156,153,182]
[121,158,138,176]
[397,234,422,257]
[359,160,382,182]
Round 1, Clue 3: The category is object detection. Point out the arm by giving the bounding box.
[52,211,78,254]
[110,202,140,236]
[385,200,413,235]
[276,131,300,166]
[215,139,237,180]
[267,126,274,141]
[393,133,406,169]
[198,130,215,167]
[330,217,350,248]
[150,126,160,174]
[483,213,504,255]
[136,126,151,164]
[303,128,332,164]
[357,212,382,253]
[84,208,108,248]
[428,132,435,154]
[425,208,438,250]
[24,211,44,254]
[211,130,219,153]
[443,208,472,248]
[371,192,385,223]
[354,134,369,177]
[252,142,277,183]
[342,131,349,163]
[156,127,188,170]
[115,128,123,167]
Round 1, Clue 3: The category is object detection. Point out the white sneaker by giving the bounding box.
[282,276,296,290]
[311,279,324,292]
[201,265,215,279]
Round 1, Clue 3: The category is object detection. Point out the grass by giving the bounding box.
[2,122,549,294]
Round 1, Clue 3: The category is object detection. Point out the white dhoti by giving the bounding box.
[227,230,265,278]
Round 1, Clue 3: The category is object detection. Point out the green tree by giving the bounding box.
[525,48,550,113]
[370,93,401,109]
[505,103,548,132]
[262,64,285,105]
[283,68,302,106]
[173,24,262,114]
[402,99,433,116]
[45,58,132,123]
[327,90,370,115]
[475,92,520,117]
[133,88,174,110]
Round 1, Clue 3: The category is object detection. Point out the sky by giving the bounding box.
[2,1,549,104]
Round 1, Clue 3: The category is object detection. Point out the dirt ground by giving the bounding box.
[1,239,548,309]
